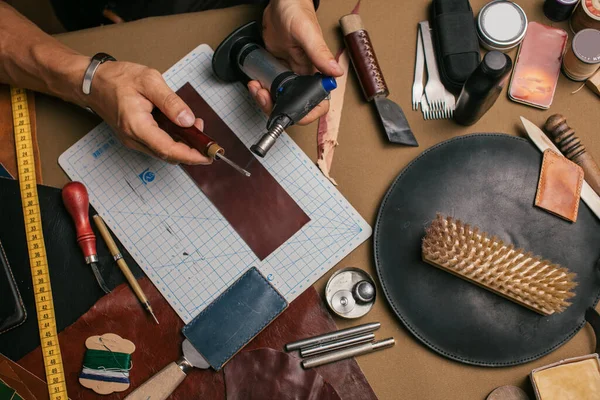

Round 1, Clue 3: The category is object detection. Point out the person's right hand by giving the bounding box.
[85,61,211,165]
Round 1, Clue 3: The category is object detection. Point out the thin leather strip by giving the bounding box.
[344,30,388,101]
[224,348,340,400]
[316,0,361,185]
[156,83,310,261]
[0,84,42,183]
[18,280,377,400]
[0,356,48,400]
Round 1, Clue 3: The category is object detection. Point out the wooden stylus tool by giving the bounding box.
[93,215,159,324]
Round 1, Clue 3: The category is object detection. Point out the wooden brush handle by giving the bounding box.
[544,114,600,196]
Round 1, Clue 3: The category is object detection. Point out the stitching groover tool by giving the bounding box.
[212,21,337,157]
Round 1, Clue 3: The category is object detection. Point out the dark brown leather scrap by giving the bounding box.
[224,348,341,400]
[535,149,584,222]
[156,82,310,261]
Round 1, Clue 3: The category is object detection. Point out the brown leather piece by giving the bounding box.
[535,149,584,222]
[18,278,376,400]
[0,84,42,183]
[156,82,310,261]
[224,348,341,400]
[344,30,389,101]
[0,355,49,400]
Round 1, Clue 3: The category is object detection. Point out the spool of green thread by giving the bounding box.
[83,349,132,371]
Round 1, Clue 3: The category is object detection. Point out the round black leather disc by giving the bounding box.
[374,134,600,366]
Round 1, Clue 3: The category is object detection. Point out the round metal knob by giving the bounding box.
[353,280,375,303]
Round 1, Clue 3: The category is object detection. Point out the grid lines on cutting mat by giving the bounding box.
[58,45,371,323]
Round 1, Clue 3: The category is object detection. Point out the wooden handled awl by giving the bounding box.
[62,182,111,293]
[544,114,600,196]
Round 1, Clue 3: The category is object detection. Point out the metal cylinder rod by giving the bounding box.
[285,322,381,352]
[302,338,395,369]
[300,333,375,358]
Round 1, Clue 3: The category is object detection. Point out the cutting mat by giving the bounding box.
[59,44,371,323]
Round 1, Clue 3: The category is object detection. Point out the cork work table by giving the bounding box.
[34,0,600,399]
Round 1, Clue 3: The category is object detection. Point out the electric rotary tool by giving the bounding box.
[212,21,337,157]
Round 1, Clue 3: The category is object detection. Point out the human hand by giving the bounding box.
[249,0,343,125]
[86,61,211,165]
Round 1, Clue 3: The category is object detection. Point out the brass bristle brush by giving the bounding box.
[422,214,577,316]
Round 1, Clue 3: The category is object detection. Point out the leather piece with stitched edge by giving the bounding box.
[535,149,584,222]
[18,278,377,400]
[155,83,310,261]
[182,267,287,370]
[0,238,26,334]
[343,30,388,101]
[374,134,600,366]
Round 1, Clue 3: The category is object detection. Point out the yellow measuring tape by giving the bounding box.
[11,87,68,400]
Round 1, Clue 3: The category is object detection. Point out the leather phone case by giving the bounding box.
[432,0,480,92]
[535,150,584,222]
[508,22,568,110]
[0,237,26,334]
[182,267,287,370]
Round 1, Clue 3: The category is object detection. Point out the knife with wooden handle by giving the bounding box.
[340,14,418,147]
[543,114,600,197]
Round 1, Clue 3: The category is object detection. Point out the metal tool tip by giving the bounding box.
[149,309,159,324]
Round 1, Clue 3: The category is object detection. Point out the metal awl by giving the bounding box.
[215,153,251,177]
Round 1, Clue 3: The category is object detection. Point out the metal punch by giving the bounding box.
[413,21,455,120]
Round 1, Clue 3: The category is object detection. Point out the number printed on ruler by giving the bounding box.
[11,87,68,400]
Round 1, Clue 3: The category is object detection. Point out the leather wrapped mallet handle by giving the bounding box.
[544,114,600,196]
[340,14,389,101]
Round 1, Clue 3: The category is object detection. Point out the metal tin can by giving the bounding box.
[544,0,580,22]
[477,1,528,52]
[570,0,600,33]
[562,29,600,81]
[325,267,376,319]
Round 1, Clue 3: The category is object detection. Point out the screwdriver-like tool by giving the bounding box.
[62,181,111,294]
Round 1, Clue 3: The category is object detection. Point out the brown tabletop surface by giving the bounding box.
[34,1,600,399]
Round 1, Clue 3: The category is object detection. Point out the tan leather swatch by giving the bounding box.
[535,150,584,222]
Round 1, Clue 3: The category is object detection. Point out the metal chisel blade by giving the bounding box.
[374,97,418,147]
[90,262,111,294]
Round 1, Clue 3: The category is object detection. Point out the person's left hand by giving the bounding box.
[248,0,344,125]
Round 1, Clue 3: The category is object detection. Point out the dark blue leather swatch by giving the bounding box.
[182,267,287,370]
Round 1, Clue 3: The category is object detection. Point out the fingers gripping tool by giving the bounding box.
[213,21,337,157]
